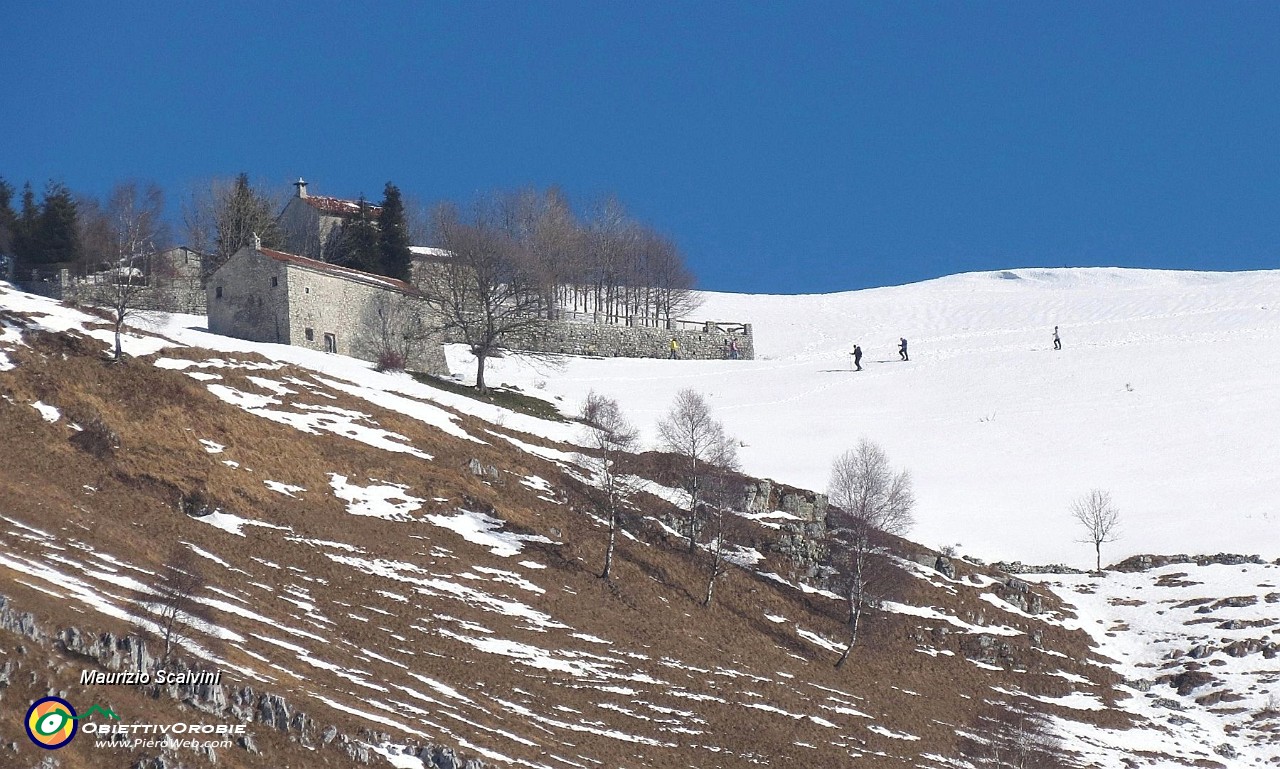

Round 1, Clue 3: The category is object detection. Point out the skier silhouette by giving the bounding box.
[898,337,909,362]
[852,344,863,371]
[1053,326,1061,350]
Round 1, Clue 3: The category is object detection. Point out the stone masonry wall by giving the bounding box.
[512,319,754,360]
[285,264,448,375]
[207,249,290,344]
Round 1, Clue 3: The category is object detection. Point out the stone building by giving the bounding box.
[206,239,446,374]
[276,179,382,261]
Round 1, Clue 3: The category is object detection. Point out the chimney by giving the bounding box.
[251,232,262,250]
[293,177,308,199]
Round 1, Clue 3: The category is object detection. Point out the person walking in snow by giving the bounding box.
[852,344,863,371]
[729,338,739,360]
[1053,326,1061,350]
[898,337,909,362]
[669,337,680,359]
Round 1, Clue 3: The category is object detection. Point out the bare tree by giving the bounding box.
[355,292,432,372]
[139,546,209,665]
[1071,489,1120,571]
[72,182,170,361]
[699,442,741,606]
[418,198,547,392]
[657,389,736,554]
[957,703,1066,768]
[579,391,641,580]
[826,440,915,667]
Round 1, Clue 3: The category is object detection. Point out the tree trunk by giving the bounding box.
[113,317,124,362]
[475,350,488,393]
[601,508,617,580]
[1095,541,1101,572]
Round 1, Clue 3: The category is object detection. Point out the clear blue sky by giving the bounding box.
[3,2,1278,293]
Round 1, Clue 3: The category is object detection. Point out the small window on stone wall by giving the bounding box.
[215,286,223,299]
[305,328,314,342]
[304,287,310,294]
[271,276,278,288]
[324,333,337,354]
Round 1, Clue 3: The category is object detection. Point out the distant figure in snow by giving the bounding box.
[729,338,740,360]
[1053,326,1061,350]
[898,337,909,362]
[669,337,680,359]
[852,344,863,371]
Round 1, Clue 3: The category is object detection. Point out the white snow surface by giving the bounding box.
[467,268,1280,567]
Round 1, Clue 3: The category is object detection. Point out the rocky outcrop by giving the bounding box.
[1110,553,1267,573]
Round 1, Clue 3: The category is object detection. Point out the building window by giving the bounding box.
[304,287,310,294]
[215,286,223,299]
[271,276,278,288]
[324,333,337,354]
[305,328,314,342]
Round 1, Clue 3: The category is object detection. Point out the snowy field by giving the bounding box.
[472,267,1280,568]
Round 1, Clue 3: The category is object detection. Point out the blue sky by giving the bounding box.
[2,2,1278,293]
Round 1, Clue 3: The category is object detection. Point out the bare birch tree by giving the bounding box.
[700,442,741,606]
[1071,489,1120,571]
[138,546,209,665]
[657,389,736,554]
[579,391,641,580]
[826,440,915,667]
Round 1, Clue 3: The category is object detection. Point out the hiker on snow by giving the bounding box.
[669,337,680,359]
[852,344,863,371]
[1053,326,1061,350]
[729,338,740,360]
[898,337,909,361]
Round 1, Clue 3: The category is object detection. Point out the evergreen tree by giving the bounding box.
[14,183,39,263]
[376,182,412,282]
[214,173,281,261]
[329,196,380,273]
[33,182,80,265]
[0,177,16,255]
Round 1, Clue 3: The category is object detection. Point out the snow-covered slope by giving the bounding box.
[475,267,1280,567]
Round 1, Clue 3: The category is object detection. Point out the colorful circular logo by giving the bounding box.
[25,697,78,750]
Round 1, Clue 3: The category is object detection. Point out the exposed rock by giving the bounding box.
[322,725,339,745]
[1169,670,1216,696]
[1111,553,1264,573]
[433,746,461,769]
[1214,743,1238,759]
[934,556,956,579]
[238,734,259,755]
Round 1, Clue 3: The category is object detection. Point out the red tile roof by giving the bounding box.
[259,248,417,295]
[303,196,383,219]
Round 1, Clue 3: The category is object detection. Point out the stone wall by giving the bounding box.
[513,318,754,360]
[207,248,291,344]
[285,264,447,375]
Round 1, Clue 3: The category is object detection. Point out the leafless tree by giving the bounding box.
[657,389,737,554]
[1071,489,1120,571]
[73,182,171,360]
[139,546,209,665]
[418,198,548,392]
[355,292,432,372]
[957,703,1066,768]
[699,443,741,607]
[579,392,641,580]
[826,440,915,667]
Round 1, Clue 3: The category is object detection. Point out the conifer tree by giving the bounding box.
[214,173,281,260]
[330,196,381,273]
[377,182,412,282]
[0,177,16,255]
[34,182,80,265]
[14,183,39,264]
